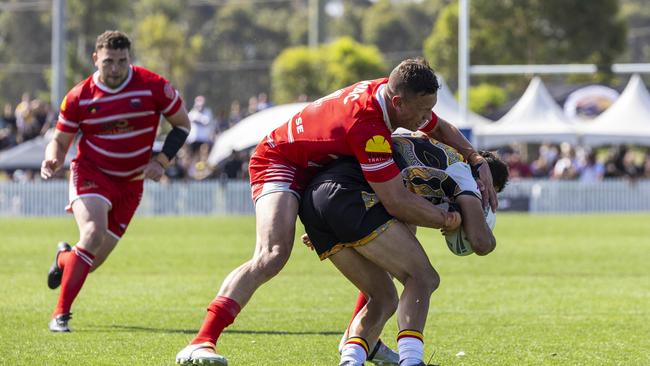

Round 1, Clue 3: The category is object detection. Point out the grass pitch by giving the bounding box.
[1,214,649,365]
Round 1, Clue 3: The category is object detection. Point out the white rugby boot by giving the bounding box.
[175,342,228,365]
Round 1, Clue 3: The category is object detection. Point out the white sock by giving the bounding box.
[340,337,368,365]
[397,333,424,365]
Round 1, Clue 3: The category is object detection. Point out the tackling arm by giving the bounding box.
[455,194,496,255]
[369,175,461,231]
[426,117,498,212]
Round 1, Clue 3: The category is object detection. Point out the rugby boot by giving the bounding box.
[47,242,72,289]
[368,340,399,365]
[48,313,72,332]
[176,342,228,366]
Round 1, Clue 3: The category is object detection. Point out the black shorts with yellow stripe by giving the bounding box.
[299,158,396,260]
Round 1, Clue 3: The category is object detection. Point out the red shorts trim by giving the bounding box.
[248,142,314,203]
[67,159,144,238]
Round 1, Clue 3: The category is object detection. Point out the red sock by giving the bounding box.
[348,292,368,330]
[57,250,72,269]
[191,296,241,346]
[53,247,94,317]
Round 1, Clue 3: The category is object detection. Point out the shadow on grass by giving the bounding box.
[86,324,341,336]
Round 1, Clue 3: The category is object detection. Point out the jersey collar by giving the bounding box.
[93,65,133,94]
[374,84,393,132]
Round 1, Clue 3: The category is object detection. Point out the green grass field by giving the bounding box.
[1,214,649,365]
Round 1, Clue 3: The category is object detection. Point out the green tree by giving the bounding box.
[361,0,445,58]
[467,83,507,114]
[133,13,202,93]
[271,47,322,104]
[271,37,386,103]
[424,0,627,87]
[0,4,51,105]
[321,37,387,92]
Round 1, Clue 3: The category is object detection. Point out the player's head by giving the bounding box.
[93,30,132,88]
[386,58,440,131]
[479,150,509,193]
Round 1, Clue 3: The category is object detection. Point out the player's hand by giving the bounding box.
[442,211,462,232]
[40,158,61,180]
[474,160,498,212]
[301,234,314,251]
[143,160,165,182]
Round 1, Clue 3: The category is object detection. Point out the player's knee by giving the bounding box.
[253,244,291,278]
[419,266,440,295]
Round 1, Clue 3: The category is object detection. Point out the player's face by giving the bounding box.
[93,48,130,88]
[393,92,438,131]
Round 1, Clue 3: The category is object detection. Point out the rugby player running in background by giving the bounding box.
[299,136,509,366]
[176,58,494,365]
[41,30,191,332]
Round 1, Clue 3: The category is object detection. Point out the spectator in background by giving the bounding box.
[228,100,242,127]
[246,95,258,116]
[15,92,35,144]
[222,149,244,179]
[552,143,579,180]
[187,143,213,180]
[579,151,605,183]
[256,92,271,110]
[0,103,17,150]
[642,152,650,179]
[505,150,532,179]
[187,95,217,152]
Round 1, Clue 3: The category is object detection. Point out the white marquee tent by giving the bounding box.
[207,102,308,167]
[474,77,578,148]
[580,74,650,146]
[434,76,492,129]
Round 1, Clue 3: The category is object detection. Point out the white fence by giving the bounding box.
[1,179,649,217]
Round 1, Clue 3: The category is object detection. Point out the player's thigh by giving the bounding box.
[71,197,110,233]
[329,248,396,301]
[254,191,299,256]
[355,221,434,284]
[71,197,111,253]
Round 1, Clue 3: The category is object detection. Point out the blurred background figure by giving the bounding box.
[187,95,217,153]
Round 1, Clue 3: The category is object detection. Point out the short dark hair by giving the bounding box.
[387,57,440,98]
[95,30,131,51]
[480,150,509,193]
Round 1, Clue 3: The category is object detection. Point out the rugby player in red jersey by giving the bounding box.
[176,58,496,365]
[41,31,191,332]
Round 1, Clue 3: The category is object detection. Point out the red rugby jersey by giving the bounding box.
[56,65,183,180]
[265,78,438,183]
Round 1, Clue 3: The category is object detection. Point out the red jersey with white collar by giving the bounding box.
[264,78,439,183]
[56,65,183,180]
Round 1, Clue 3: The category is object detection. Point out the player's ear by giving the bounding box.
[92,52,98,64]
[391,95,402,112]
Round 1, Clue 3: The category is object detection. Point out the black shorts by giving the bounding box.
[299,159,395,260]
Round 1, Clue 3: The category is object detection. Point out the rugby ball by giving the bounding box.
[443,204,496,256]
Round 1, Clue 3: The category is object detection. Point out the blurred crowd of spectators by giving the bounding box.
[0,93,55,151]
[502,143,650,182]
[0,92,272,182]
[3,91,650,184]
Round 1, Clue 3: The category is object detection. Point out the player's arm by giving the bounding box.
[41,129,75,180]
[425,117,497,212]
[144,105,191,181]
[369,176,461,231]
[455,194,495,256]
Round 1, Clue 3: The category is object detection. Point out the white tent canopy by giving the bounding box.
[434,75,491,129]
[474,77,578,148]
[208,102,308,167]
[580,74,650,146]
